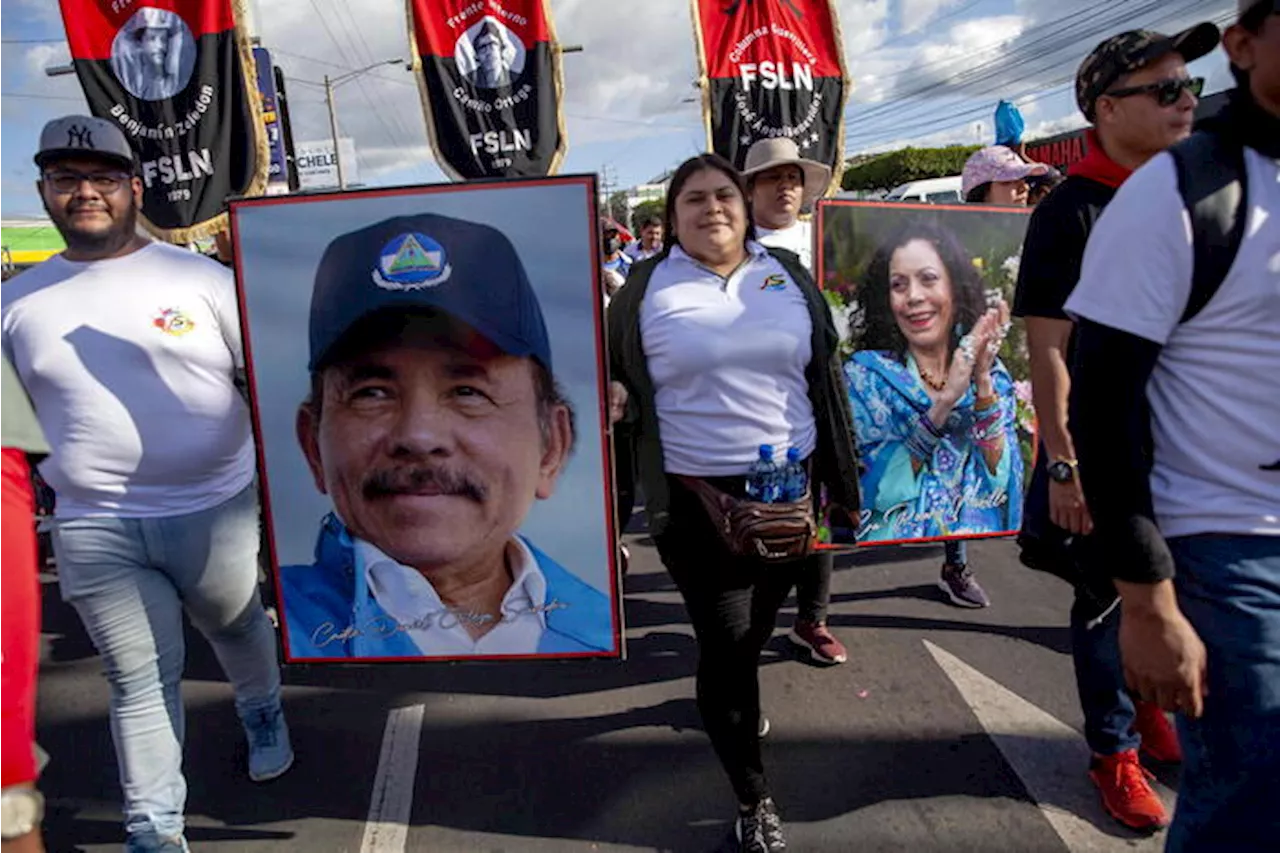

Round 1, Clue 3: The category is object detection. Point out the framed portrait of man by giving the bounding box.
[816,201,1036,546]
[229,176,622,663]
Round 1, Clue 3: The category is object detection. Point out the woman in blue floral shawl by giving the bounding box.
[845,221,1023,594]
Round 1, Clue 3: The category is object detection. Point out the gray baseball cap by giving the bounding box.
[34,115,135,171]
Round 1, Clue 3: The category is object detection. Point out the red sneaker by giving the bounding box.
[789,620,848,665]
[1134,700,1182,764]
[1089,750,1169,831]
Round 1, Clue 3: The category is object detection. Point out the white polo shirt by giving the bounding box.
[1,242,255,518]
[639,241,816,477]
[360,537,548,656]
[1066,148,1280,538]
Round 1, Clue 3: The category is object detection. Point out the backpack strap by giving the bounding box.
[1168,130,1248,324]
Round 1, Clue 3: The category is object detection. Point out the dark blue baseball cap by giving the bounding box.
[308,213,552,373]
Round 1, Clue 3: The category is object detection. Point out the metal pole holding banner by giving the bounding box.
[323,74,346,190]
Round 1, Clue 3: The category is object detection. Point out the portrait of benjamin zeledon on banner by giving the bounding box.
[229,177,621,663]
[816,201,1037,547]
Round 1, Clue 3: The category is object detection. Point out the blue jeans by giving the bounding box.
[52,485,281,842]
[1071,594,1137,756]
[1163,535,1280,853]
[944,540,967,565]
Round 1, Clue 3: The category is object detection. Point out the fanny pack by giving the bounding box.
[677,475,816,563]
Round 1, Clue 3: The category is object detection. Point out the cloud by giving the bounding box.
[900,0,961,34]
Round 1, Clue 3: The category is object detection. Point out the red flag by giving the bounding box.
[692,0,850,190]
[58,0,267,242]
[409,0,566,180]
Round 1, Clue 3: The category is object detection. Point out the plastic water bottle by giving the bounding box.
[781,447,808,502]
[746,444,781,503]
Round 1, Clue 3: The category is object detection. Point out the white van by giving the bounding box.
[884,175,964,204]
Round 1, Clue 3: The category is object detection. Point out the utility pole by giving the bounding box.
[324,74,344,190]
[316,58,403,191]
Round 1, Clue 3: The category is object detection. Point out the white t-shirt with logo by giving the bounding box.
[755,219,813,271]
[2,242,256,518]
[640,242,817,477]
[1066,148,1280,539]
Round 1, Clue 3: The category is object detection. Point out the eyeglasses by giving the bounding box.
[1104,76,1204,108]
[41,170,131,194]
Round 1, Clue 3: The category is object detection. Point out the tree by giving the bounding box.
[631,198,665,229]
[841,145,980,193]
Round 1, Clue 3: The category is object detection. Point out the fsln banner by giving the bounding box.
[692,0,849,192]
[408,0,566,180]
[59,0,268,242]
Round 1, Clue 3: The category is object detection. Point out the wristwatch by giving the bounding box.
[1047,458,1079,484]
[0,787,44,840]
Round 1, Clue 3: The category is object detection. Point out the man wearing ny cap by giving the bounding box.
[1011,19,1218,832]
[1068,1,1280,848]
[278,214,612,659]
[2,116,292,853]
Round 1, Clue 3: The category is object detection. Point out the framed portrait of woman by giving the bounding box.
[815,201,1036,546]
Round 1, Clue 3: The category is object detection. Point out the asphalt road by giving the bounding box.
[35,528,1179,853]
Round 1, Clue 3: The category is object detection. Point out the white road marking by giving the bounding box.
[359,704,426,853]
[924,640,1175,853]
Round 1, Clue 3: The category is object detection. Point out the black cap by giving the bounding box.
[1075,23,1221,121]
[308,214,553,373]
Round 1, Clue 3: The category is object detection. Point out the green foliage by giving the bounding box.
[841,145,981,192]
[631,199,665,230]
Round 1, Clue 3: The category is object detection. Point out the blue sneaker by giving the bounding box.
[125,832,190,852]
[240,702,294,782]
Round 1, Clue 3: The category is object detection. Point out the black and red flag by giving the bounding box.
[59,0,267,242]
[692,0,849,189]
[408,0,566,180]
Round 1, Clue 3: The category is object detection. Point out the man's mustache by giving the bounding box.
[362,465,487,503]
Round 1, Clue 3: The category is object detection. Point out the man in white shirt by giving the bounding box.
[741,137,826,270]
[277,214,613,660]
[1066,2,1280,848]
[1,116,291,853]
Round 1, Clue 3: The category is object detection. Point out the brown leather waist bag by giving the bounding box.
[676,475,816,563]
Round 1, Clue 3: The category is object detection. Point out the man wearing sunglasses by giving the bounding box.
[1,115,293,852]
[1068,0,1280,849]
[1012,19,1219,833]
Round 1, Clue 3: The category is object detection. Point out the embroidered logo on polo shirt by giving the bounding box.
[153,308,195,336]
[760,274,786,291]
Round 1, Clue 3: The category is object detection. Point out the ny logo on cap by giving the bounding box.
[372,232,452,290]
[66,125,95,149]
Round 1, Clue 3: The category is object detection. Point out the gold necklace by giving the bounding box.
[918,367,947,392]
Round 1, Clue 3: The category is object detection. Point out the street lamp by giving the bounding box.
[323,58,403,189]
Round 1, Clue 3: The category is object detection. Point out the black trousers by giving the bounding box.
[655,474,818,806]
[794,549,833,623]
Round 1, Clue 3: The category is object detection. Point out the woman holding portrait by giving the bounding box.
[845,221,1023,606]
[607,153,859,853]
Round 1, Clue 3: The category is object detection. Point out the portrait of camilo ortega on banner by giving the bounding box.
[816,201,1036,546]
[230,177,620,663]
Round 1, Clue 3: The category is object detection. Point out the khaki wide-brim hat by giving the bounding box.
[741,137,832,208]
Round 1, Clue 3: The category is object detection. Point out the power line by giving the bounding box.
[845,0,1230,145]
[845,5,1236,153]
[846,0,1161,130]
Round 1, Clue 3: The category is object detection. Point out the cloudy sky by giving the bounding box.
[2,0,1237,218]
